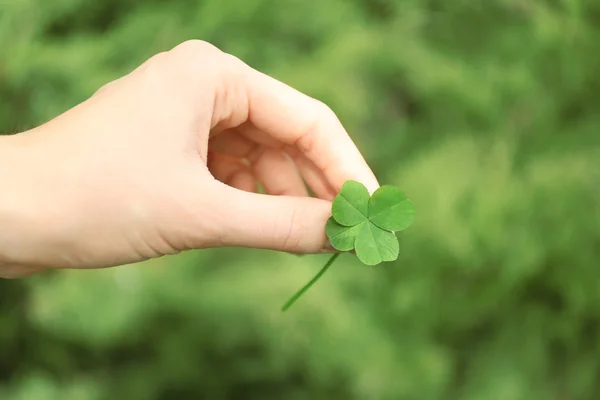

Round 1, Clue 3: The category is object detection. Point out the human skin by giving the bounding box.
[0,40,379,279]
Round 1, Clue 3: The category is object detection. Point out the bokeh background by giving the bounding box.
[1,0,600,399]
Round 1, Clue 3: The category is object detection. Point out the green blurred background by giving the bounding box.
[1,0,600,399]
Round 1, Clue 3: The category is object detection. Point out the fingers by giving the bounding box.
[209,128,338,200]
[212,183,332,253]
[209,140,309,197]
[209,129,258,157]
[207,151,257,193]
[209,123,288,156]
[249,148,308,197]
[285,147,337,200]
[164,41,378,193]
[241,67,380,194]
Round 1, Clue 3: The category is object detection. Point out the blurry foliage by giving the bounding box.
[1,0,600,399]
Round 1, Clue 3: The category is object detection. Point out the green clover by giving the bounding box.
[282,180,415,311]
[326,180,415,265]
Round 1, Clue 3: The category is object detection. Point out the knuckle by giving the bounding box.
[297,100,335,148]
[220,53,246,71]
[147,50,169,62]
[279,207,303,251]
[161,40,244,90]
[175,41,232,72]
[294,126,315,155]
[131,52,173,94]
[163,40,226,77]
[135,51,170,76]
[314,99,336,120]
[133,42,227,99]
[171,39,223,59]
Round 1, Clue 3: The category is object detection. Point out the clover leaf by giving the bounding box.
[331,180,370,226]
[368,185,415,231]
[282,180,415,311]
[354,222,399,265]
[325,218,362,251]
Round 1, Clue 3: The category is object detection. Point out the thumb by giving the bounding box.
[212,183,333,253]
[0,262,46,279]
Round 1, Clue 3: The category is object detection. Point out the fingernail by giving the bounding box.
[320,241,338,253]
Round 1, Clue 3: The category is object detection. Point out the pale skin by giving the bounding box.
[0,40,379,279]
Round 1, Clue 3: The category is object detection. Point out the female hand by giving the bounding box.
[0,40,379,278]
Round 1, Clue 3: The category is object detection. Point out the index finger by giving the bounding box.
[240,65,380,194]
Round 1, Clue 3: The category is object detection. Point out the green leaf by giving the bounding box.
[326,217,363,251]
[368,185,415,231]
[332,180,370,226]
[354,222,399,265]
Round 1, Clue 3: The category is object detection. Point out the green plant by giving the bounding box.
[282,180,415,311]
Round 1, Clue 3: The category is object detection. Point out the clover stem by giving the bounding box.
[281,252,341,312]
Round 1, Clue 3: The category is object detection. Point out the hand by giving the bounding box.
[0,40,379,278]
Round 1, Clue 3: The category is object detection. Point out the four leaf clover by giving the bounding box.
[326,180,415,265]
[282,180,415,311]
